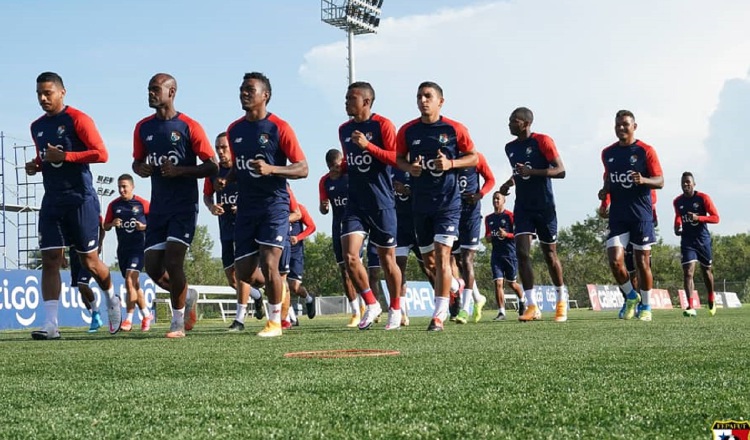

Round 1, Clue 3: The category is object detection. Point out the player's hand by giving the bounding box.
[160,159,181,178]
[499,228,507,238]
[112,218,123,228]
[134,162,153,178]
[674,226,682,236]
[409,155,423,177]
[210,204,224,216]
[290,236,299,246]
[230,205,237,215]
[44,143,65,163]
[250,159,273,176]
[686,212,698,222]
[629,171,643,185]
[462,192,481,205]
[25,160,39,176]
[499,182,511,196]
[434,150,451,172]
[515,162,532,177]
[135,221,146,231]
[351,130,369,150]
[597,205,609,219]
[598,188,607,201]
[214,177,227,191]
[393,180,411,196]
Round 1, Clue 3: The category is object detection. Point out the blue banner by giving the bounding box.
[0,269,159,330]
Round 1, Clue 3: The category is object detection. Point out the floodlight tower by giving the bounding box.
[321,0,384,84]
[95,174,115,262]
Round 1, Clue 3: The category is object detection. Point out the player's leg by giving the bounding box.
[493,277,506,321]
[606,221,638,320]
[698,241,716,315]
[395,253,410,327]
[631,221,657,322]
[426,208,460,331]
[515,234,540,321]
[258,244,285,337]
[536,209,566,322]
[278,241,293,330]
[682,260,697,316]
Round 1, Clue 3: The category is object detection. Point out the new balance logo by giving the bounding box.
[447,226,455,232]
[411,140,421,145]
[329,186,335,191]
[387,237,395,244]
[345,137,351,142]
[275,235,283,242]
[146,135,153,141]
[37,132,43,137]
[234,137,243,143]
[608,158,614,162]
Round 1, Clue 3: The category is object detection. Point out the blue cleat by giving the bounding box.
[88,311,103,333]
[618,303,627,319]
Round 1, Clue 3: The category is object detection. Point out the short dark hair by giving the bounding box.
[492,191,505,199]
[325,148,342,167]
[348,81,376,104]
[512,107,534,124]
[243,72,272,104]
[216,132,227,140]
[682,171,694,180]
[418,81,443,98]
[616,110,635,120]
[36,72,64,88]
[118,173,134,184]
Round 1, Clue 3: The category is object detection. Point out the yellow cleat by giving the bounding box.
[518,304,541,322]
[554,301,568,322]
[708,304,717,317]
[257,321,282,338]
[347,315,360,328]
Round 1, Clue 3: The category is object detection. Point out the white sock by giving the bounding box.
[434,296,449,322]
[349,300,359,316]
[400,295,408,315]
[288,305,297,322]
[268,302,282,324]
[125,312,134,322]
[172,307,185,326]
[44,300,59,329]
[106,286,116,302]
[358,295,366,308]
[249,288,262,300]
[619,281,634,295]
[90,300,99,313]
[555,286,567,303]
[450,277,460,294]
[236,303,247,324]
[525,289,536,306]
[472,281,483,302]
[139,304,152,318]
[641,290,651,306]
[460,288,473,312]
[499,307,506,315]
[305,294,314,304]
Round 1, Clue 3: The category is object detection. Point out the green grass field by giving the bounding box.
[1,307,748,439]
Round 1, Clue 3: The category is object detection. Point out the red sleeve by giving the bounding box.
[505,210,515,239]
[275,117,306,163]
[396,124,408,157]
[296,205,317,241]
[319,174,329,201]
[288,186,299,212]
[364,115,397,167]
[600,192,611,210]
[67,109,108,164]
[536,134,559,162]
[183,116,215,161]
[639,142,663,177]
[698,193,720,224]
[29,122,43,167]
[104,200,115,224]
[673,197,683,228]
[476,153,496,196]
[450,119,475,153]
[133,118,148,161]
[203,177,214,196]
[484,216,492,238]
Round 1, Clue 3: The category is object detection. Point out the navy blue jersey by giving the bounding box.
[484,210,516,258]
[505,133,559,211]
[396,116,475,214]
[133,113,215,215]
[104,195,149,252]
[30,106,107,207]
[601,140,662,222]
[673,191,719,242]
[226,113,305,215]
[391,168,413,216]
[319,173,349,223]
[204,166,238,242]
[339,114,397,211]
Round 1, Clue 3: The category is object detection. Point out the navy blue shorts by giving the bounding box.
[341,206,397,248]
[117,248,144,278]
[413,208,460,252]
[279,240,291,274]
[625,243,635,273]
[513,205,558,244]
[681,238,713,267]
[234,209,289,260]
[69,247,92,285]
[366,242,380,268]
[607,220,656,250]
[40,195,100,252]
[491,253,518,281]
[289,246,304,282]
[396,211,417,249]
[145,210,197,251]
[220,239,235,269]
[458,204,482,249]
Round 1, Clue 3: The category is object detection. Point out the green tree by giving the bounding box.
[185,224,225,285]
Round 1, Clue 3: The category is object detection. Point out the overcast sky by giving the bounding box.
[1,0,749,265]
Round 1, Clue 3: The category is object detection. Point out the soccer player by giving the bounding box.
[454,151,495,324]
[484,192,525,321]
[319,149,361,327]
[103,174,153,332]
[27,71,121,340]
[396,81,478,332]
[288,202,317,320]
[499,107,568,322]
[598,110,663,322]
[338,81,401,330]
[204,132,265,332]
[132,73,218,338]
[226,72,308,338]
[673,172,720,316]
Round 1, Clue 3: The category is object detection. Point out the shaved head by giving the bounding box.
[151,73,177,91]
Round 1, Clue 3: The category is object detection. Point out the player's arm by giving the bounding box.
[136,197,149,231]
[25,129,42,175]
[263,123,308,179]
[62,112,108,164]
[499,176,515,196]
[132,122,153,178]
[673,198,683,236]
[521,135,565,178]
[318,175,330,215]
[395,125,422,176]
[102,202,117,231]
[355,117,398,167]
[296,206,317,241]
[202,178,215,211]
[483,216,493,244]
[698,194,720,224]
[478,155,496,197]
[634,146,664,189]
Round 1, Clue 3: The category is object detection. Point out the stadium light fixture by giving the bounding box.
[321,0,384,84]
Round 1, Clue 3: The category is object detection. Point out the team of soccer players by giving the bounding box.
[27,71,722,340]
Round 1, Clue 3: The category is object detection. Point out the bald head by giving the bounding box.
[148,73,177,111]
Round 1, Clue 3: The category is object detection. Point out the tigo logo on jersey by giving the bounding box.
[170,131,181,143]
[711,420,749,440]
[56,125,66,137]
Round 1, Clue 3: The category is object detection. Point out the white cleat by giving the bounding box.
[384,308,402,330]
[358,302,382,330]
[107,295,123,334]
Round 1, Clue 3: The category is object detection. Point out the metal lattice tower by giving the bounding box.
[14,144,42,269]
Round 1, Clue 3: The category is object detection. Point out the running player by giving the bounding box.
[319,149,362,326]
[27,71,121,339]
[484,192,525,320]
[132,73,218,338]
[338,81,401,330]
[673,172,720,316]
[598,110,663,322]
[499,107,568,322]
[226,72,308,337]
[288,203,317,320]
[396,81,478,331]
[103,174,153,332]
